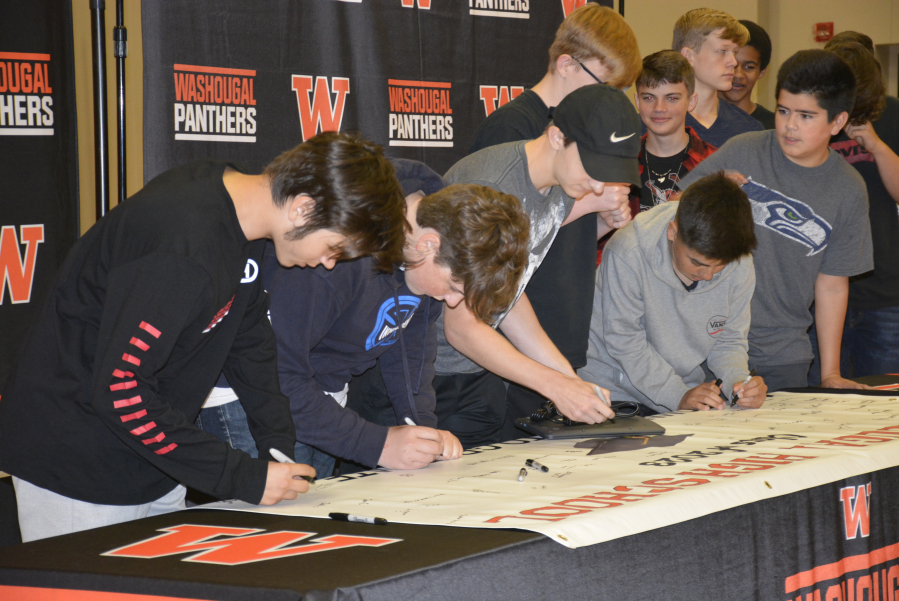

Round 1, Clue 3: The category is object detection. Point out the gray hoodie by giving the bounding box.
[581,203,755,413]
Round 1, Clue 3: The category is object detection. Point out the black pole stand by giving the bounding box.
[90,0,110,220]
[114,0,127,204]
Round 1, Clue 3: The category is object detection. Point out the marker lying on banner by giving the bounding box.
[329,512,388,525]
[268,448,316,483]
[525,459,549,473]
[731,369,758,407]
[518,468,527,482]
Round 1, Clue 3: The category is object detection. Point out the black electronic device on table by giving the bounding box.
[515,399,665,440]
[515,414,665,440]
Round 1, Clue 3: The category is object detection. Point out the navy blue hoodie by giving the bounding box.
[263,245,441,467]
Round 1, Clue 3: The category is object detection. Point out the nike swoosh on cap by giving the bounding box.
[610,132,635,143]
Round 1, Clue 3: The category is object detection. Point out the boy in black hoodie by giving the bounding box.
[0,132,407,541]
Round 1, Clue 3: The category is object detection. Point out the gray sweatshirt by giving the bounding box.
[580,203,755,413]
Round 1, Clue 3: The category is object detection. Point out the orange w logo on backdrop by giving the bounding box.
[841,483,872,540]
[291,75,350,141]
[561,0,588,18]
[1,224,43,304]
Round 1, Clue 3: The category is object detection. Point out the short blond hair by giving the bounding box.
[548,4,641,89]
[672,8,749,53]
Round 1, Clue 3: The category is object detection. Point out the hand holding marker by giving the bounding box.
[269,448,316,483]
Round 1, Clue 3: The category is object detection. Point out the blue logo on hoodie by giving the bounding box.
[365,295,421,351]
[743,178,832,256]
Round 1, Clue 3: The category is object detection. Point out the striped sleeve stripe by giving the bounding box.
[113,396,142,409]
[155,443,178,455]
[119,409,147,422]
[139,322,162,338]
[130,337,150,351]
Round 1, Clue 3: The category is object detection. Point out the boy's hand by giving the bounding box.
[379,425,443,470]
[733,376,767,408]
[820,374,873,390]
[260,462,316,504]
[599,202,632,229]
[723,170,749,185]
[678,382,726,411]
[549,375,615,424]
[436,430,463,461]
[845,122,884,154]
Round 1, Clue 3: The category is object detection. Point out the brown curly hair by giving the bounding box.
[414,184,530,324]
[824,40,886,126]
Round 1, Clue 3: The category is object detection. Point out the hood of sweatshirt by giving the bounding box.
[630,203,739,295]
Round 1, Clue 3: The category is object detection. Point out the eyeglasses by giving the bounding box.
[576,59,605,85]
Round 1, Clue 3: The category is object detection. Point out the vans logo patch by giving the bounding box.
[707,316,727,337]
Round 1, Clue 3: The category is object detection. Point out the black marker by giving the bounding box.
[518,468,527,482]
[525,459,549,472]
[329,512,388,525]
[713,379,728,404]
[731,369,758,407]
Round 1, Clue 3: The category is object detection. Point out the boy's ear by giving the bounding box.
[288,195,315,227]
[555,54,576,77]
[758,67,768,80]
[680,47,694,65]
[667,220,678,242]
[830,111,849,135]
[688,92,699,112]
[547,125,566,151]
[414,231,441,255]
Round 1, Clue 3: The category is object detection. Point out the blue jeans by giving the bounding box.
[197,402,337,478]
[809,306,899,384]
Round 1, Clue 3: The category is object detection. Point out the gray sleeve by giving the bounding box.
[819,183,874,277]
[706,257,754,395]
[600,247,691,413]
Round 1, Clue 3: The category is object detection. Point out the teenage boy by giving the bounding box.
[438,83,640,445]
[582,173,766,412]
[674,8,763,148]
[678,50,874,391]
[0,132,407,542]
[634,50,717,213]
[720,20,775,130]
[468,4,640,440]
[820,38,899,378]
[201,161,529,475]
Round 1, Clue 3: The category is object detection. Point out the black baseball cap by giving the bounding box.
[552,84,641,186]
[391,158,446,197]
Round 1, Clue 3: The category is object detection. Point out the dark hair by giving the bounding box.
[739,20,772,71]
[264,131,407,272]
[675,172,756,263]
[415,184,530,324]
[775,49,856,122]
[828,30,875,54]
[825,41,885,125]
[636,50,695,95]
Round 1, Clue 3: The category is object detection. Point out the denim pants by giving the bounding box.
[197,401,337,478]
[809,306,899,384]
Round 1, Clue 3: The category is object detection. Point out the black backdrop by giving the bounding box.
[0,0,79,390]
[142,0,604,180]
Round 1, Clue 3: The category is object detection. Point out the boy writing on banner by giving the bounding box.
[200,161,530,476]
[0,131,407,541]
[582,172,767,413]
[678,50,873,391]
[463,4,640,442]
[633,50,717,214]
[674,8,763,148]
[436,84,640,446]
[720,20,776,130]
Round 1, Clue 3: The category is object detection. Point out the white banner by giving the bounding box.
[200,392,899,548]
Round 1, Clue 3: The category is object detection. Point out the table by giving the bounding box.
[2,383,899,600]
